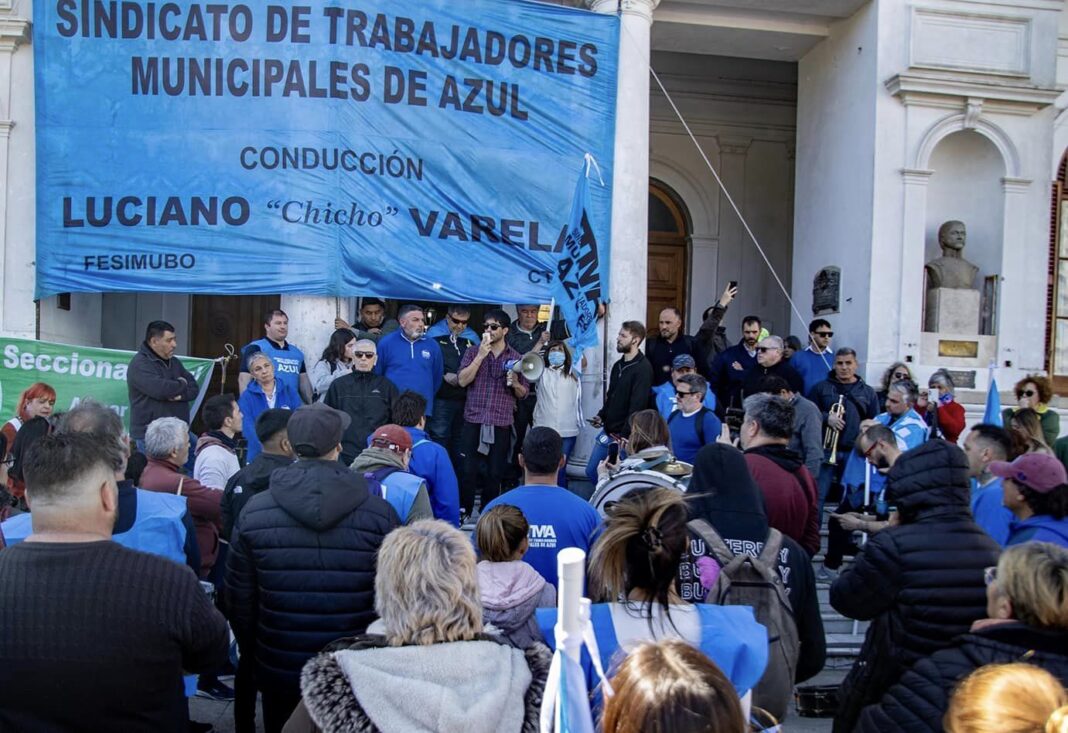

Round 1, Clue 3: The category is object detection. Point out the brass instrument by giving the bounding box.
[824,396,845,465]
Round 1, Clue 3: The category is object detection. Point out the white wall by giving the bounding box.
[793,4,879,361]
[650,52,797,339]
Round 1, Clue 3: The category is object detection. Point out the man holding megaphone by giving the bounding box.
[456,310,532,523]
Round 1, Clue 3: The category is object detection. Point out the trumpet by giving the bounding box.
[824,396,845,465]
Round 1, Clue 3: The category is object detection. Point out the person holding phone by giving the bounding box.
[696,282,737,377]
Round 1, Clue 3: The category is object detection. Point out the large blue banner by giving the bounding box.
[34,0,618,304]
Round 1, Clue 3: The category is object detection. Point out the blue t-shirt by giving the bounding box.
[970,477,1013,547]
[667,408,722,464]
[374,330,444,416]
[482,484,600,587]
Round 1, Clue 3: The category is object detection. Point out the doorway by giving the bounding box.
[647,180,691,336]
[190,295,281,396]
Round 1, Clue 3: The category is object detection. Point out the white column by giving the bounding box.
[0,10,30,337]
[280,295,354,372]
[569,0,658,481]
[997,176,1033,378]
[590,0,659,344]
[897,168,933,362]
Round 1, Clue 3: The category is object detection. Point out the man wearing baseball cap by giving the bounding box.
[990,452,1068,548]
[350,424,432,524]
[652,353,717,419]
[224,403,399,732]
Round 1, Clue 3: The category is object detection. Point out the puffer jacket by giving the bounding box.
[285,632,552,733]
[323,371,399,465]
[829,439,1000,733]
[221,451,292,540]
[478,561,557,649]
[224,459,400,692]
[856,621,1068,733]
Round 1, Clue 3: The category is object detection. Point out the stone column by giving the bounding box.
[0,9,30,337]
[897,168,932,361]
[569,0,658,481]
[280,295,354,375]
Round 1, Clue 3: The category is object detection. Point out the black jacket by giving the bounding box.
[857,622,1068,733]
[221,452,292,540]
[695,303,729,377]
[323,371,399,465]
[126,341,201,440]
[598,353,653,436]
[432,333,475,402]
[646,334,701,386]
[679,444,826,683]
[743,360,805,398]
[829,440,1000,733]
[806,374,880,450]
[224,459,400,692]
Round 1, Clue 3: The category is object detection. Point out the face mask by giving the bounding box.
[548,351,566,368]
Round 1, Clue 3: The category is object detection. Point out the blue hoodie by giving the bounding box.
[238,379,302,461]
[970,477,1013,546]
[1006,514,1068,549]
[402,426,460,527]
[374,330,444,416]
[426,318,480,345]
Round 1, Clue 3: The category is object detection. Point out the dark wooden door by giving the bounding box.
[190,295,280,397]
[647,182,690,336]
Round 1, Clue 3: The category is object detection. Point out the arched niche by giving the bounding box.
[925,130,1006,286]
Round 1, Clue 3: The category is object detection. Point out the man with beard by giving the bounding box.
[374,304,443,416]
[646,307,701,386]
[584,321,654,484]
[710,315,762,417]
[457,310,529,521]
[739,393,821,556]
[335,297,399,343]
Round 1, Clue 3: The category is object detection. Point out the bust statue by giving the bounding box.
[925,220,979,290]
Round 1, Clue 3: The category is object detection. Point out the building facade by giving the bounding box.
[1,0,1066,405]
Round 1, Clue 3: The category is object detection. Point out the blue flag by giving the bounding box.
[984,373,1003,426]
[553,157,605,355]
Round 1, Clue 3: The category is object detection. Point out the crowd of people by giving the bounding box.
[0,293,1067,733]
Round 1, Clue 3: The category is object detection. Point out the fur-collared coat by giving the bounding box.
[282,633,552,733]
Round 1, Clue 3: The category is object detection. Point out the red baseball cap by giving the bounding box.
[370,424,412,454]
[988,453,1068,494]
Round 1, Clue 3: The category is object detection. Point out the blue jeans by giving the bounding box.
[558,435,576,488]
[426,399,465,474]
[817,459,844,525]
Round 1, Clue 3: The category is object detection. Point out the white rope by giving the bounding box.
[617,19,832,370]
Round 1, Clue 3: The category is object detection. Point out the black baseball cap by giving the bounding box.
[286,403,351,458]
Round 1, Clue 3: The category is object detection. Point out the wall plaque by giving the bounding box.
[812,267,841,316]
[945,369,976,389]
[938,340,979,358]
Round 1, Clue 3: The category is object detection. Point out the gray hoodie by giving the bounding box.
[478,560,557,649]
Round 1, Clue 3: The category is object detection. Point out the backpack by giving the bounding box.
[668,406,710,445]
[363,466,400,499]
[687,518,800,721]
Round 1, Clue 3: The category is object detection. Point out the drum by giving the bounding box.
[588,460,692,517]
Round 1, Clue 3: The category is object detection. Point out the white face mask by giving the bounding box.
[548,351,566,368]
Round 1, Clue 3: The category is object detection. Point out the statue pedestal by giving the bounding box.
[924,288,980,333]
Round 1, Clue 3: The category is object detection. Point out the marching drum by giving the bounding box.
[588,458,693,517]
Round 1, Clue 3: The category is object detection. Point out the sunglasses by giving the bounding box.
[353,351,376,359]
[484,323,502,331]
[448,315,469,326]
[755,346,780,353]
[676,390,699,397]
[814,331,834,337]
[984,566,997,586]
[1020,389,1036,398]
[892,372,910,380]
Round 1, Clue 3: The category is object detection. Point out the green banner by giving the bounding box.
[0,337,216,431]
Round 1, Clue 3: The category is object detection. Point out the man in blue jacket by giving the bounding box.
[992,452,1068,548]
[392,390,461,527]
[375,304,444,416]
[709,314,762,416]
[964,424,1014,546]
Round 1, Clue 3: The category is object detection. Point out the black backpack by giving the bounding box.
[668,406,711,446]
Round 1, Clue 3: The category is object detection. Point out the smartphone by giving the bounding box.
[728,280,738,291]
[607,442,620,464]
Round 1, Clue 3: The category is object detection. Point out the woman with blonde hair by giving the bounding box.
[945,663,1068,733]
[1009,408,1054,458]
[1003,374,1061,447]
[285,520,551,733]
[856,542,1068,732]
[537,488,767,706]
[601,639,747,733]
[475,504,556,649]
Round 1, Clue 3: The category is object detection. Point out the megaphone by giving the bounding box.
[504,353,544,382]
